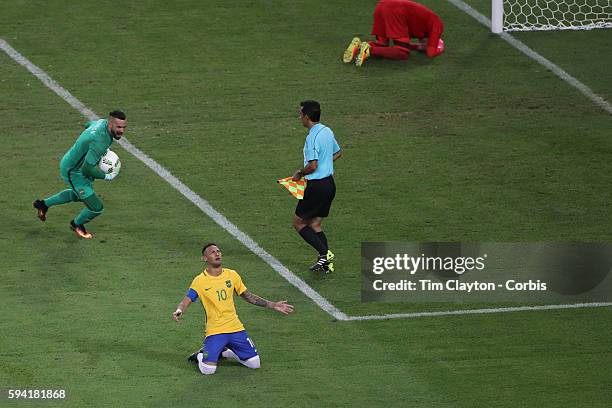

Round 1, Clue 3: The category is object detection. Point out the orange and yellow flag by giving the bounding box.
[277,177,306,200]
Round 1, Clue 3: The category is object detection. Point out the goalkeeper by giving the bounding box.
[172,243,294,375]
[32,110,127,239]
[343,0,445,66]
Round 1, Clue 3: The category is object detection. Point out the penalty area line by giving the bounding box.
[346,302,612,321]
[0,38,348,322]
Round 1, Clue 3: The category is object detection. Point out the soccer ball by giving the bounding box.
[99,150,121,176]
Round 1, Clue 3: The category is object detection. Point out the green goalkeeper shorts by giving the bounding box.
[61,168,95,200]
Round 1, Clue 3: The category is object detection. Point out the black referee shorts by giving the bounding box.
[295,176,336,219]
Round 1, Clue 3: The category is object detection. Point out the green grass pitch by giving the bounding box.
[1,0,611,406]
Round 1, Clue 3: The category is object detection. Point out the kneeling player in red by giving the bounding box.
[172,243,294,375]
[343,0,445,67]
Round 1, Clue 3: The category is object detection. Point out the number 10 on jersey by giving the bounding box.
[216,289,227,301]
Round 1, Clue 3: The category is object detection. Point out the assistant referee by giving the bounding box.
[292,100,342,273]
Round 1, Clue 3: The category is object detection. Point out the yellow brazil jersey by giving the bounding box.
[188,268,247,337]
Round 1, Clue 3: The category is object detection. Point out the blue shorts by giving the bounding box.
[202,330,258,363]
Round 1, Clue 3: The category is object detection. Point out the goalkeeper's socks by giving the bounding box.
[74,208,101,225]
[370,45,410,60]
[45,189,78,207]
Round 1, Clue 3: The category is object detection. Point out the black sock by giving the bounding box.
[316,231,328,252]
[299,226,327,256]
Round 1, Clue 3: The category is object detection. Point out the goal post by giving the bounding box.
[492,0,504,33]
[491,0,612,33]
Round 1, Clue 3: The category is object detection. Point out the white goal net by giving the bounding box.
[492,0,612,32]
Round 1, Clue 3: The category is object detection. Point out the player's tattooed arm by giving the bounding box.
[241,291,271,308]
[241,291,295,315]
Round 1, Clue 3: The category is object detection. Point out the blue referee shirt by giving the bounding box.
[303,123,341,180]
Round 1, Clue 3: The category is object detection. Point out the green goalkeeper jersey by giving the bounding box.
[60,119,113,180]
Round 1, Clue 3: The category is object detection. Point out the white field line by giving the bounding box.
[3,39,611,321]
[445,0,612,115]
[0,38,347,322]
[346,302,612,321]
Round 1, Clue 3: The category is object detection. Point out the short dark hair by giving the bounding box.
[202,242,218,255]
[300,100,321,122]
[109,110,126,120]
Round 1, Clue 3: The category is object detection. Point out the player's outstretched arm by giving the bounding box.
[272,300,295,315]
[172,296,193,321]
[241,291,294,315]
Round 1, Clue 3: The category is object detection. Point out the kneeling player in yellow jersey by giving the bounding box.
[172,243,294,375]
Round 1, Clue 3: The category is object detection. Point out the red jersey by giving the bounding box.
[372,0,443,39]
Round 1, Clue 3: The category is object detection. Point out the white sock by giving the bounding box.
[222,349,260,369]
[197,352,217,375]
[222,348,239,360]
[243,355,260,369]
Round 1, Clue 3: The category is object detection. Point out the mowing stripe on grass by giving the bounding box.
[445,0,612,115]
[0,38,348,322]
[3,39,611,321]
